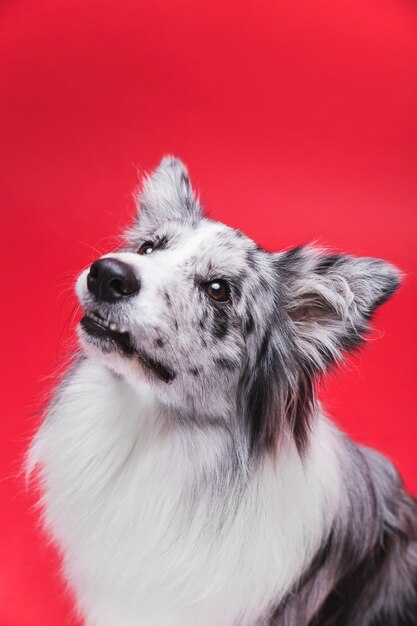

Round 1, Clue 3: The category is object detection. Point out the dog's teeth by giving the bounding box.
[88,313,127,334]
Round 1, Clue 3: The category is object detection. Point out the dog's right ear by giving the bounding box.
[135,156,202,230]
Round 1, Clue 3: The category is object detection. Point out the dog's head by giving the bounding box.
[76,156,400,454]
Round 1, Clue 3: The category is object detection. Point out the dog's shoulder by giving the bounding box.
[272,440,417,626]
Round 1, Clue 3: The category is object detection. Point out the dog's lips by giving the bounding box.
[80,315,175,384]
[80,315,134,354]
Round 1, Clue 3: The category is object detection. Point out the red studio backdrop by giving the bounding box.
[1,0,416,624]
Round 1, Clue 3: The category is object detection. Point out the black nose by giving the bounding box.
[87,258,140,302]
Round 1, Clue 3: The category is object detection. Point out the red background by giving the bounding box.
[1,1,416,624]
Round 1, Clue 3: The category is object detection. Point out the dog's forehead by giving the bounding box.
[169,219,257,271]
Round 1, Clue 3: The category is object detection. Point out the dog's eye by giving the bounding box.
[202,280,230,303]
[138,242,154,255]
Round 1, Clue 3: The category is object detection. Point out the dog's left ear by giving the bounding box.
[275,246,401,371]
[136,156,202,230]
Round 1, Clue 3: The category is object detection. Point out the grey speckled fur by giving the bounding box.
[273,439,417,625]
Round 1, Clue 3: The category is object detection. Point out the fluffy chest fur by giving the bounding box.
[30,359,342,626]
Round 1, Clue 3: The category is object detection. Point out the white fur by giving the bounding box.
[29,359,343,626]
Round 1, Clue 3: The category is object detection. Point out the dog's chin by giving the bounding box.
[79,315,175,384]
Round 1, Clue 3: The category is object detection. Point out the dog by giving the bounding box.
[28,156,417,626]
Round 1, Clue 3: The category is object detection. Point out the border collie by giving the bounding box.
[28,156,417,626]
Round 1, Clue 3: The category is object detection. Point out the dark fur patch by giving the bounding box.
[238,276,316,456]
[156,235,169,250]
[281,244,305,264]
[214,357,238,371]
[289,359,315,453]
[246,250,259,270]
[163,291,171,306]
[180,172,190,187]
[212,306,229,339]
[232,275,245,301]
[244,311,254,335]
[315,254,343,274]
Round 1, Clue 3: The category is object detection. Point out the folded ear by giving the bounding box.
[136,156,202,230]
[275,246,401,371]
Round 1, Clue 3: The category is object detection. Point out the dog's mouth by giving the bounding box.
[80,313,175,384]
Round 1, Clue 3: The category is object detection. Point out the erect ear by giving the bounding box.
[135,156,202,230]
[275,246,401,371]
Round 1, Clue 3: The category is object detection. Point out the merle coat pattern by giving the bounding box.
[29,157,417,626]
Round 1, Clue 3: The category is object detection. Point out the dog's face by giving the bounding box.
[77,214,267,420]
[76,157,399,453]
